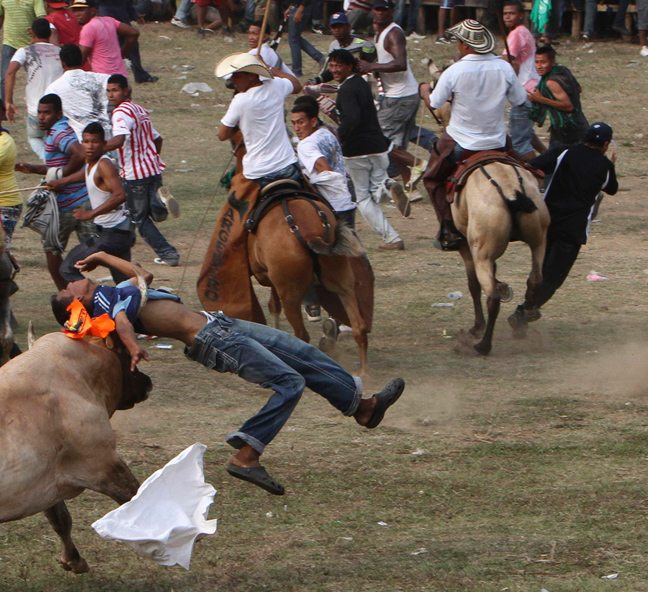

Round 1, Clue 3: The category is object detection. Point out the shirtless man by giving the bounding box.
[52,251,405,496]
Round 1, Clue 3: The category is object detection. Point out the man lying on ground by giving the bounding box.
[51,251,405,496]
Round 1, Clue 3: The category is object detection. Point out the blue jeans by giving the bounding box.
[409,125,437,153]
[244,0,255,22]
[124,174,179,262]
[253,162,303,189]
[509,99,534,155]
[175,0,192,21]
[1,45,16,102]
[288,4,323,76]
[394,0,423,35]
[185,312,363,454]
[60,223,135,283]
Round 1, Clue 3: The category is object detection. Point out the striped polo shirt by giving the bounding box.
[0,0,46,50]
[45,116,89,212]
[111,99,165,180]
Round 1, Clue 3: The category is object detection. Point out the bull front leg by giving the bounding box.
[44,501,89,574]
[91,457,140,505]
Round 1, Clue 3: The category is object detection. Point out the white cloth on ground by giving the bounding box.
[92,442,218,570]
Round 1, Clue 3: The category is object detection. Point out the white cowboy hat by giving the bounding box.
[215,53,273,79]
[445,19,496,54]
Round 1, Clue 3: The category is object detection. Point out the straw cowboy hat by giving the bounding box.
[445,19,496,54]
[215,53,273,79]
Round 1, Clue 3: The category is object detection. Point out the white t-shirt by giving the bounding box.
[11,43,63,115]
[429,53,526,151]
[221,78,296,179]
[45,69,112,140]
[249,44,293,76]
[297,127,354,212]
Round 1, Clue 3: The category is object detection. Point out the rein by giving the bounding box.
[478,164,525,202]
[281,197,332,251]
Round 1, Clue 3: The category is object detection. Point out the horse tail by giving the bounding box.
[308,221,366,258]
[504,190,538,215]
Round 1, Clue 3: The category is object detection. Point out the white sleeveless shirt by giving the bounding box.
[375,22,419,98]
[86,155,128,229]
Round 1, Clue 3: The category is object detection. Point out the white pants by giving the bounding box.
[344,153,401,244]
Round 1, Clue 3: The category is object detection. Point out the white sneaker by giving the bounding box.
[406,188,424,203]
[407,159,427,189]
[171,17,191,29]
[407,32,426,41]
[640,45,648,57]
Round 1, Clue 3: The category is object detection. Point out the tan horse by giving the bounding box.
[452,163,549,354]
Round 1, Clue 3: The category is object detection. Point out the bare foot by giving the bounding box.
[228,444,261,468]
[353,396,377,426]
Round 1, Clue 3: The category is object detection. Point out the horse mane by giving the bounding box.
[308,221,366,259]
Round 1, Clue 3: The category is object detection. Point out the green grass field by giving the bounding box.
[2,21,648,591]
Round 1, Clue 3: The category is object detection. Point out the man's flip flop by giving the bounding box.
[366,378,405,429]
[226,464,285,495]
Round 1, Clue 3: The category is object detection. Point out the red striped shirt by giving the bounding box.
[111,100,165,180]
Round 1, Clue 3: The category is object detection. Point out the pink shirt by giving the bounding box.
[504,24,540,92]
[79,16,128,77]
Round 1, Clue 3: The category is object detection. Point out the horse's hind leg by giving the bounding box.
[268,286,282,329]
[472,254,500,356]
[320,257,369,374]
[459,244,485,338]
[44,501,89,574]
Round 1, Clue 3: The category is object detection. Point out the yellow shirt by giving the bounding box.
[0,131,21,207]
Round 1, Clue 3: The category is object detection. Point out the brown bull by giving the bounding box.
[0,331,152,573]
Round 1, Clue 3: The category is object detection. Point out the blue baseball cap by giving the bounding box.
[329,12,349,26]
[584,122,613,145]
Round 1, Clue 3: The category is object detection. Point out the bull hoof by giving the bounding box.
[473,341,491,356]
[59,556,89,574]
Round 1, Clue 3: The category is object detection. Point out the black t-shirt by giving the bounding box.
[335,74,390,158]
[530,143,618,244]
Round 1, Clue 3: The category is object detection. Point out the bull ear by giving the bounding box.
[105,334,115,350]
[27,320,35,350]
[133,268,149,317]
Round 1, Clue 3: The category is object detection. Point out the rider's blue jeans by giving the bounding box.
[185,312,363,454]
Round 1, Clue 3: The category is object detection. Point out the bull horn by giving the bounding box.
[133,268,149,317]
[27,320,35,350]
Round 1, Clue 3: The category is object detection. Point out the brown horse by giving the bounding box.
[198,131,373,372]
[452,162,549,355]
[248,195,371,371]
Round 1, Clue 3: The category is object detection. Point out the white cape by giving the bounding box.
[92,442,218,569]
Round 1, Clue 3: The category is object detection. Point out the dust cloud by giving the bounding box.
[561,341,648,400]
[384,378,463,432]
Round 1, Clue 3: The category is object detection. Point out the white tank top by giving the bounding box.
[375,22,419,98]
[86,155,128,229]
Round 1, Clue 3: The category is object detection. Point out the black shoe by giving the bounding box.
[612,24,631,36]
[432,233,463,252]
[312,24,324,34]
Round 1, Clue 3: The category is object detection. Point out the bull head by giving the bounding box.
[100,332,152,411]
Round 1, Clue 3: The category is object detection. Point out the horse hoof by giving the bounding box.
[473,342,491,356]
[468,326,485,339]
[497,282,513,303]
[319,336,336,354]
